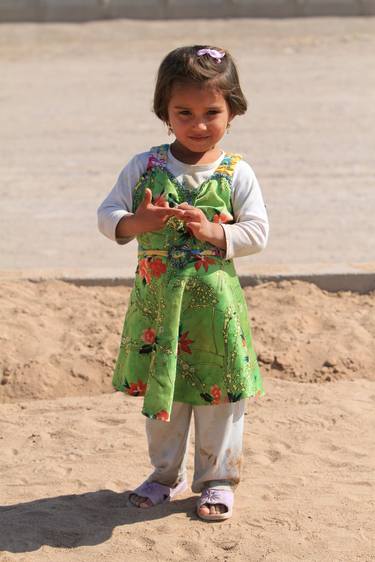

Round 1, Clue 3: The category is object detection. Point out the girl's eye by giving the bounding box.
[179,110,191,116]
[208,110,220,115]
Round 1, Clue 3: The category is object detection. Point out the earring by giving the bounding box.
[226,123,231,134]
[167,124,173,136]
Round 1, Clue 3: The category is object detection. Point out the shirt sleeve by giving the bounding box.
[221,160,269,260]
[97,153,149,244]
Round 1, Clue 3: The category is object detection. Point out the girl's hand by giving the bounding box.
[115,189,183,238]
[135,188,176,232]
[173,202,227,250]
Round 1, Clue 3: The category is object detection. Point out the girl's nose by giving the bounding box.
[193,120,207,130]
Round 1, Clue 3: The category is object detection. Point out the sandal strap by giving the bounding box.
[198,487,234,511]
[132,479,187,506]
[132,481,171,505]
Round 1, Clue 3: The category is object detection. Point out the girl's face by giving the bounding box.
[167,82,232,163]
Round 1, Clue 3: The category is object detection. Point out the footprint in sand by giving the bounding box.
[95,417,126,426]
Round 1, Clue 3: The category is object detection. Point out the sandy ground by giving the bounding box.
[0,18,375,275]
[1,280,375,402]
[0,280,374,561]
[0,379,374,562]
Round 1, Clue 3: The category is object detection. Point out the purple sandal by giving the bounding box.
[196,487,234,521]
[127,479,188,508]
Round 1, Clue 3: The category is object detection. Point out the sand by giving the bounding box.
[1,280,374,402]
[0,280,374,561]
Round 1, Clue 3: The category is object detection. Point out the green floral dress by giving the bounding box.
[113,144,264,421]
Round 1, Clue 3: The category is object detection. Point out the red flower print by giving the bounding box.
[138,258,151,284]
[178,331,193,354]
[213,213,232,224]
[194,256,216,272]
[137,380,147,395]
[127,379,147,396]
[155,410,169,421]
[149,258,167,278]
[142,328,156,344]
[210,384,222,405]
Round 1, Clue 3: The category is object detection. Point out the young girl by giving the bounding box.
[97,45,269,521]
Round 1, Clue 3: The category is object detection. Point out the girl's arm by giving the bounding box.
[220,161,269,259]
[97,153,148,244]
[97,153,183,241]
[174,161,268,256]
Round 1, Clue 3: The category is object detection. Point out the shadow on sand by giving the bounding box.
[0,489,197,553]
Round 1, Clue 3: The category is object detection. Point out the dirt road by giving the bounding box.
[1,18,374,275]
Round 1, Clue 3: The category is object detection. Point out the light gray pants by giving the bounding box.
[146,400,246,493]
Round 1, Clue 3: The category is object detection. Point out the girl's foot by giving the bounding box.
[128,493,153,508]
[127,480,188,508]
[198,503,228,517]
[196,488,234,521]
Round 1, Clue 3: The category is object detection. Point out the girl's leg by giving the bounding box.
[130,401,192,507]
[147,401,192,485]
[192,399,246,515]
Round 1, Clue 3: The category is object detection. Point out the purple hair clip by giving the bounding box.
[197,48,225,63]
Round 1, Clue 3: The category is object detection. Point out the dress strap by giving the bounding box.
[147,144,169,171]
[146,145,242,178]
[215,153,243,178]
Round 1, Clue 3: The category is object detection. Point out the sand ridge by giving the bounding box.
[1,280,374,403]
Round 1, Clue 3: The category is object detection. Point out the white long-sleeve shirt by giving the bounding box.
[97,147,269,260]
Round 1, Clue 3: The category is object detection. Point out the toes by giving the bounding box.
[209,503,227,515]
[139,498,154,508]
[198,504,211,516]
[129,494,153,508]
[199,503,228,516]
[129,493,142,507]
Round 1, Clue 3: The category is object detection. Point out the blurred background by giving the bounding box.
[0,2,374,276]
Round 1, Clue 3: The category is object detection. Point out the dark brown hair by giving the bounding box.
[153,45,247,123]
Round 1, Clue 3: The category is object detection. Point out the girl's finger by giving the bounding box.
[140,188,153,207]
[177,202,194,210]
[186,221,201,230]
[154,195,169,207]
[161,209,179,223]
[163,208,184,218]
[168,208,186,217]
[181,212,200,222]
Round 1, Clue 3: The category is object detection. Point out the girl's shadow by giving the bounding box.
[0,489,197,553]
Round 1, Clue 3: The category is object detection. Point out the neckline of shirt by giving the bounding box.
[167,147,225,172]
